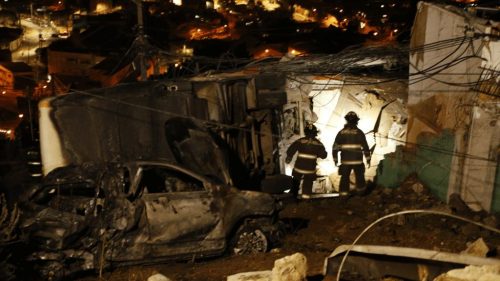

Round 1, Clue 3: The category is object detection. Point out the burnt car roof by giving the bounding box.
[42,161,214,186]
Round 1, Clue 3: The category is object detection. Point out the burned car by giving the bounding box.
[21,161,284,280]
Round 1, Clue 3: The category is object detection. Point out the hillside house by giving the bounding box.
[378,1,500,212]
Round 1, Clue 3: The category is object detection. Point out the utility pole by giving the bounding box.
[133,0,147,81]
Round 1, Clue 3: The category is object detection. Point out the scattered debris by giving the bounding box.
[461,238,490,258]
[227,252,307,281]
[434,264,500,281]
[0,193,20,281]
[227,271,272,281]
[271,252,307,281]
[0,193,19,242]
[324,245,500,281]
[147,273,173,281]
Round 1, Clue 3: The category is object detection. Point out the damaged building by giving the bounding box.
[376,2,500,212]
[279,72,408,192]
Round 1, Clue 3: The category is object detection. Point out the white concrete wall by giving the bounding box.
[409,1,500,210]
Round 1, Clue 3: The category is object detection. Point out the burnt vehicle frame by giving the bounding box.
[21,161,284,280]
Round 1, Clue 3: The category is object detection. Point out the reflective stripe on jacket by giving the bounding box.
[287,137,327,175]
[332,124,370,165]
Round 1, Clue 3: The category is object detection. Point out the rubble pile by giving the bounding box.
[279,174,500,279]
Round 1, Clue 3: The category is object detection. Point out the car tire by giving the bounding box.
[231,224,269,255]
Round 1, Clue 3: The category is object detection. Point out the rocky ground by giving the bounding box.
[78,174,500,281]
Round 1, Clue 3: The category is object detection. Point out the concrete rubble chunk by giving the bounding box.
[227,271,272,281]
[461,238,490,257]
[411,182,425,194]
[147,273,173,281]
[433,265,500,281]
[227,253,308,281]
[271,252,308,281]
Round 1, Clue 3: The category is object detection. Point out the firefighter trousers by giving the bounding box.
[291,171,316,196]
[338,164,366,193]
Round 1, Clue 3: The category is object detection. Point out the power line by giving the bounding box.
[60,86,498,164]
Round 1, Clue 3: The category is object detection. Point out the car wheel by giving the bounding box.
[231,225,269,255]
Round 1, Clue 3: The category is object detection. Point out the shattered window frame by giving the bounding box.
[137,165,207,195]
[31,180,100,204]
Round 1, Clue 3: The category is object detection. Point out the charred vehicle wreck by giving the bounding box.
[21,161,284,280]
[20,78,290,279]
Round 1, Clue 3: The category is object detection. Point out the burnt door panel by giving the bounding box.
[143,191,218,243]
[139,166,220,245]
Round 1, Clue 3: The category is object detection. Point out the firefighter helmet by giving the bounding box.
[344,111,360,123]
[304,124,318,137]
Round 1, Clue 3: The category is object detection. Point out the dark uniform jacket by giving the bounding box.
[332,124,370,165]
[286,137,327,175]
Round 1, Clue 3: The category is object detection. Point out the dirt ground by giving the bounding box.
[81,175,500,281]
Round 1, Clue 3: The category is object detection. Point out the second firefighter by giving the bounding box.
[332,111,371,196]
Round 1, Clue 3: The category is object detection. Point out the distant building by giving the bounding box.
[88,56,137,87]
[0,62,34,96]
[46,22,135,89]
[0,27,22,52]
[0,9,19,28]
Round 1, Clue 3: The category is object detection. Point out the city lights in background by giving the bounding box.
[0,129,12,135]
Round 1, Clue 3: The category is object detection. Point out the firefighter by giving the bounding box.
[332,111,371,196]
[285,124,327,198]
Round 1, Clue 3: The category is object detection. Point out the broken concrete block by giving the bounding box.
[411,182,425,194]
[147,273,173,281]
[226,271,272,281]
[271,252,307,281]
[433,264,500,281]
[461,238,490,257]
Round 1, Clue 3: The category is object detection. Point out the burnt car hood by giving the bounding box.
[21,207,89,251]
